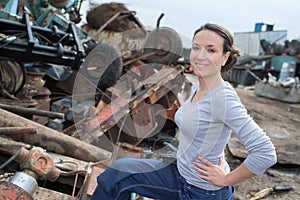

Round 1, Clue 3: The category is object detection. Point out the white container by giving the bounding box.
[279,62,289,81]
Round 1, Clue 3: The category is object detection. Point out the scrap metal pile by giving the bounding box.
[0,1,187,199]
[221,38,300,103]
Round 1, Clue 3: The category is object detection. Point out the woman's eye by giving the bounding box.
[208,49,215,53]
[192,46,200,50]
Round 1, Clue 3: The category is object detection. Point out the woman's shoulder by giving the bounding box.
[212,81,237,97]
[210,81,242,107]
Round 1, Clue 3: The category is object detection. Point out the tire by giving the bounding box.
[143,27,183,65]
[81,43,123,91]
[0,60,26,94]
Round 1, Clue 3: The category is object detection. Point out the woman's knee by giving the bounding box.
[110,157,141,171]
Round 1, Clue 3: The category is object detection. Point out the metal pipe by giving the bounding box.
[0,103,65,119]
[0,127,37,136]
[156,13,165,28]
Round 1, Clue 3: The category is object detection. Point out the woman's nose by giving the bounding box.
[194,49,207,59]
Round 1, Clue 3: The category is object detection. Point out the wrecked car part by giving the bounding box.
[81,42,123,91]
[65,65,185,148]
[0,11,85,69]
[0,180,34,200]
[0,108,112,162]
[9,171,38,195]
[143,27,183,65]
[0,60,26,98]
[15,147,61,182]
[0,140,61,182]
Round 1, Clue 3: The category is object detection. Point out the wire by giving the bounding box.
[60,170,88,176]
[0,148,21,170]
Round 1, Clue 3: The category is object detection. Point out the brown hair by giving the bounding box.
[193,23,241,72]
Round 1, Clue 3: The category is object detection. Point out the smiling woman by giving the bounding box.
[90,23,277,200]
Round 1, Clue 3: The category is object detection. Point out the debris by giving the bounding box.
[0,103,65,119]
[250,184,294,200]
[86,2,136,31]
[0,108,112,162]
[254,78,300,103]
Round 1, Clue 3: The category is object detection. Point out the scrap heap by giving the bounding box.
[0,1,186,199]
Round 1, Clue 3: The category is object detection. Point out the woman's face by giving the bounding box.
[190,29,230,78]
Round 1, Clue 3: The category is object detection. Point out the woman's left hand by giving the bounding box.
[193,156,228,186]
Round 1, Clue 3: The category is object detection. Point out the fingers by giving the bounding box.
[194,164,208,176]
[193,156,227,186]
[193,156,220,176]
[193,157,213,177]
[197,156,214,167]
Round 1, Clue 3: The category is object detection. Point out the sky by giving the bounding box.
[82,0,300,47]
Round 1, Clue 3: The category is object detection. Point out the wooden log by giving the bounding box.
[0,108,111,162]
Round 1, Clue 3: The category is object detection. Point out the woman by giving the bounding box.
[90,23,277,200]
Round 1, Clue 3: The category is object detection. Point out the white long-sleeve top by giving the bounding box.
[174,81,277,190]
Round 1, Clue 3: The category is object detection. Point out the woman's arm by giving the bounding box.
[194,85,276,186]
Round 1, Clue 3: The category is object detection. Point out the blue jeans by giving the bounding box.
[90,158,234,200]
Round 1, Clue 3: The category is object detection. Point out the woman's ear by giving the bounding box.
[222,51,230,66]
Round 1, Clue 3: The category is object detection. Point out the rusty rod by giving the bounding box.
[0,103,65,119]
[0,108,111,162]
[0,136,27,155]
[0,127,37,135]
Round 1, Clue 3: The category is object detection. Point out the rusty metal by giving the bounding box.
[0,60,26,97]
[0,127,37,135]
[85,166,105,196]
[0,143,60,182]
[0,103,65,119]
[63,65,185,146]
[0,136,27,155]
[0,108,112,162]
[92,11,127,38]
[31,186,73,200]
[15,147,61,182]
[113,142,143,161]
[95,11,145,35]
[0,181,33,200]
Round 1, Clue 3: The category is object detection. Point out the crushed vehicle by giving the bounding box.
[0,1,188,199]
